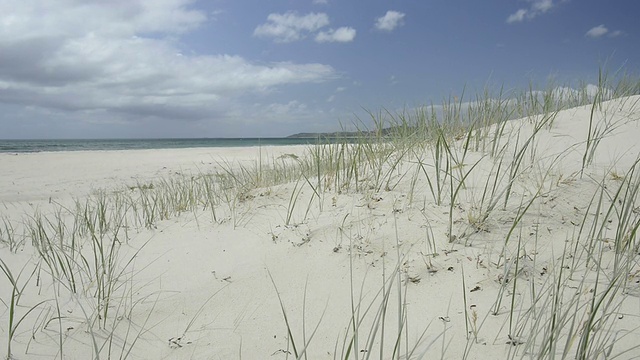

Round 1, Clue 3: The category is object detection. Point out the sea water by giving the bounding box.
[0,138,329,153]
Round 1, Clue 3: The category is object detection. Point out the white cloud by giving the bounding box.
[585,24,608,38]
[506,9,527,23]
[0,0,337,129]
[532,0,554,12]
[527,84,612,105]
[585,24,623,38]
[552,84,613,101]
[375,11,405,32]
[0,0,207,40]
[327,86,347,101]
[266,100,308,115]
[210,9,225,21]
[253,12,330,43]
[315,27,356,43]
[506,0,557,23]
[313,0,328,4]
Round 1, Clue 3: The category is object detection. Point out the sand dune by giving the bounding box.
[1,96,640,359]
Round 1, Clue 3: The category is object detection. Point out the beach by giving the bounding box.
[0,146,311,203]
[2,95,640,359]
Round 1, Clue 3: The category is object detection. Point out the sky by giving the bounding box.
[0,0,638,139]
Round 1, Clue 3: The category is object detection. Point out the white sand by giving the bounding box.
[0,145,309,203]
[2,96,640,359]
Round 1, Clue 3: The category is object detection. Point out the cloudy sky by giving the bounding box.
[0,0,637,139]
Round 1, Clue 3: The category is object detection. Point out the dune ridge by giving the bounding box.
[2,89,640,359]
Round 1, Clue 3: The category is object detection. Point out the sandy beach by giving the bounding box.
[2,96,640,359]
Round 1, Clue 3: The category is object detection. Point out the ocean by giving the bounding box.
[0,138,328,153]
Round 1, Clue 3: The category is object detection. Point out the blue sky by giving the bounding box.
[0,0,637,139]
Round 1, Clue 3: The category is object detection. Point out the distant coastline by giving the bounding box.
[286,131,362,139]
[287,126,402,139]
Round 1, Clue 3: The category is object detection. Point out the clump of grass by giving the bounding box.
[0,216,23,253]
[0,258,48,360]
